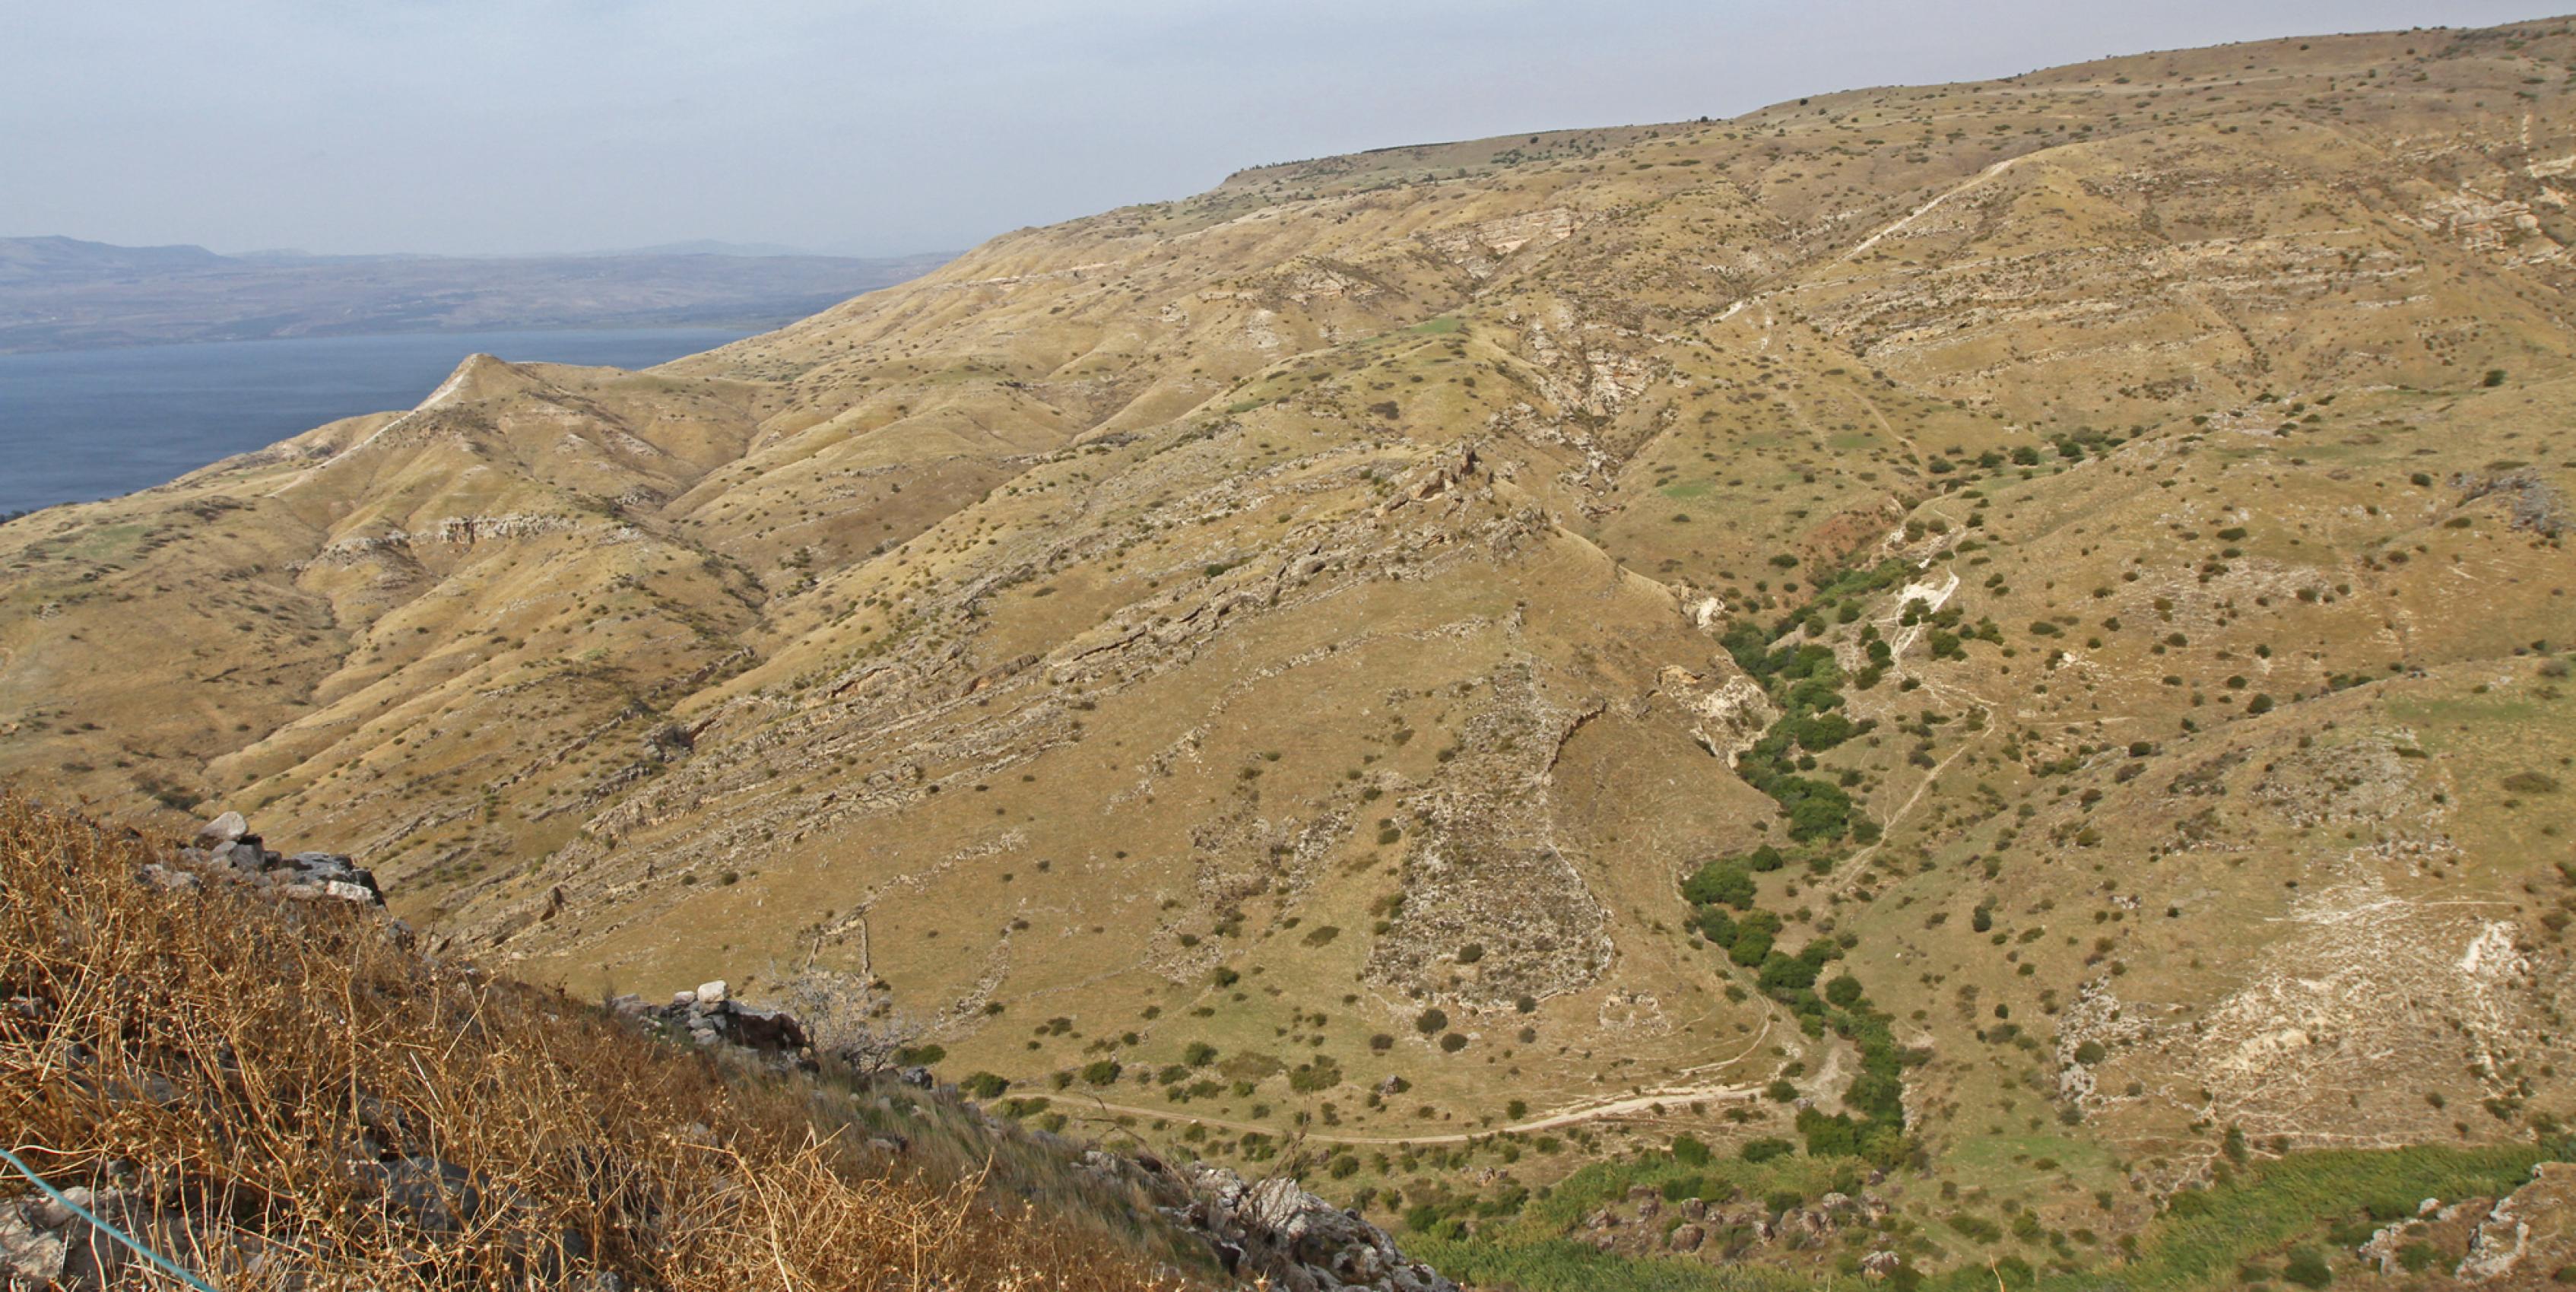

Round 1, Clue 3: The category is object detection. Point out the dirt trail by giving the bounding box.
[1030,1075,1769,1148]
[1839,155,2024,263]
[1024,1014,1786,1147]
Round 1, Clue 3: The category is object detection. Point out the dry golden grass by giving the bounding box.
[0,792,1196,1290]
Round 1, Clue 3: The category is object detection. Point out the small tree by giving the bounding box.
[769,968,924,1075]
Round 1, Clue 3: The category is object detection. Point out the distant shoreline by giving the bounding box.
[0,325,759,516]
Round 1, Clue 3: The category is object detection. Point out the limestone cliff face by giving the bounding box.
[4,22,2575,1251]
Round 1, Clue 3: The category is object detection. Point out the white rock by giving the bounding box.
[29,1188,90,1230]
[695,979,728,1005]
[197,811,247,846]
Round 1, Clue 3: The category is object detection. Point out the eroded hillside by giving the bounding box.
[7,17,2576,1287]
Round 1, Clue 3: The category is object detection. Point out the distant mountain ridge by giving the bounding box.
[0,233,230,281]
[0,235,955,351]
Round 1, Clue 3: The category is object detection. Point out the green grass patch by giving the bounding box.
[1940,1132,2119,1195]
[1921,1141,2557,1291]
[1407,315,1463,335]
[2387,694,2543,727]
[62,523,149,563]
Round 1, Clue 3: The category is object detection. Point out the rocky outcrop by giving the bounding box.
[1581,1183,1891,1261]
[1059,1147,1453,1290]
[2456,1163,2576,1284]
[1138,1160,1455,1292]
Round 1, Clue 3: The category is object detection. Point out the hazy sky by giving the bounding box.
[2,2,2549,258]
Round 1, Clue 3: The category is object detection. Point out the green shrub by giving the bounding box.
[1683,861,1757,909]
[1946,1212,2003,1242]
[1288,1057,1343,1092]
[2283,1246,2332,1287]
[1740,1137,1794,1163]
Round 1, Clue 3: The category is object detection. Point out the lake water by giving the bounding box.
[0,327,753,516]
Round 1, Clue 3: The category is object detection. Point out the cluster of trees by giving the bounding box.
[1677,843,1914,1163]
[1686,560,1946,1164]
[1712,560,1966,843]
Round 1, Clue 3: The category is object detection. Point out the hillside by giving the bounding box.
[0,792,1462,1290]
[0,236,952,352]
[5,17,2576,1289]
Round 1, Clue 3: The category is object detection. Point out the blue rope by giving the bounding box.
[0,1147,220,1292]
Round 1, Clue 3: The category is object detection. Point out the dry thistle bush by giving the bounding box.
[0,793,1195,1290]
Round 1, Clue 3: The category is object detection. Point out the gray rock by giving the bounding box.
[349,1157,484,1236]
[725,1005,807,1052]
[1669,1223,1704,1252]
[137,864,201,892]
[0,1203,68,1284]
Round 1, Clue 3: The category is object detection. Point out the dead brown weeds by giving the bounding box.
[0,793,1194,1290]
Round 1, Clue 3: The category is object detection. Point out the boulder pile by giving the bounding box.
[608,979,812,1061]
[154,810,383,905]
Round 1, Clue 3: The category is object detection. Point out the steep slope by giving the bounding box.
[6,17,2576,1287]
